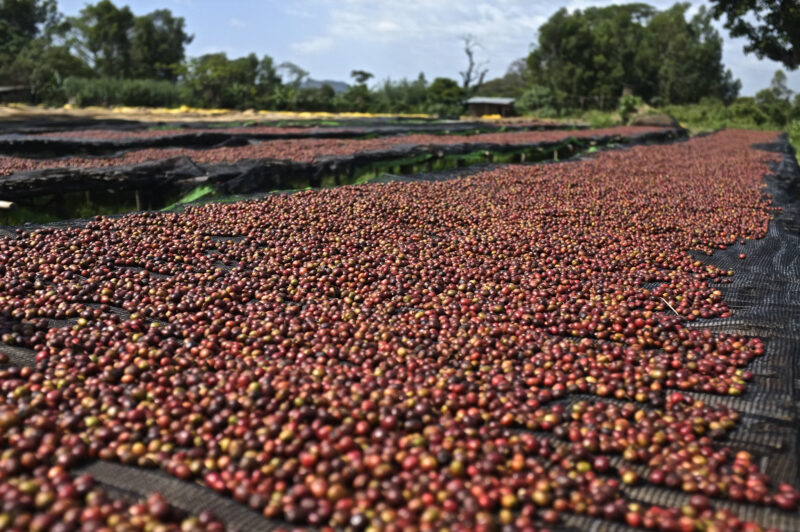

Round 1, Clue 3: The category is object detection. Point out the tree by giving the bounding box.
[339,71,375,111]
[515,85,554,115]
[0,0,90,102]
[338,84,371,112]
[527,3,740,109]
[642,4,740,105]
[528,4,661,110]
[130,9,192,81]
[69,2,191,81]
[769,69,793,102]
[428,77,462,103]
[427,77,464,116]
[0,0,59,50]
[719,69,742,105]
[754,70,794,125]
[278,61,308,88]
[371,73,428,114]
[9,40,92,102]
[181,52,280,109]
[709,0,800,70]
[350,70,373,86]
[791,93,800,121]
[70,0,135,78]
[0,0,63,82]
[294,84,335,112]
[477,58,529,98]
[256,55,281,90]
[459,34,488,92]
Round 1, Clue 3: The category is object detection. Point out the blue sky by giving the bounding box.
[57,0,799,96]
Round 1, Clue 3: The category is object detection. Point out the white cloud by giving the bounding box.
[302,0,545,78]
[276,0,800,94]
[283,4,315,19]
[291,36,335,55]
[229,18,247,29]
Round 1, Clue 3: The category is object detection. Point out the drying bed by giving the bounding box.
[0,126,670,177]
[0,130,798,531]
[0,121,583,158]
[19,120,570,140]
[22,126,339,140]
[0,126,681,206]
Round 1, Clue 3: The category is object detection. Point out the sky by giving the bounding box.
[56,0,799,97]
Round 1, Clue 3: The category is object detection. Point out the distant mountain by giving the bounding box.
[300,79,350,93]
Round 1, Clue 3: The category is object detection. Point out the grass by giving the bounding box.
[524,103,800,155]
[0,205,60,226]
[789,123,800,155]
[160,185,215,212]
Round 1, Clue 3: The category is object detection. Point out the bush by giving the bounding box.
[618,94,643,123]
[515,85,553,115]
[660,98,778,131]
[424,102,463,118]
[727,98,771,126]
[581,110,619,128]
[789,120,800,155]
[62,77,182,107]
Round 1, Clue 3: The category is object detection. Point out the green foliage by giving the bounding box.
[662,98,763,129]
[527,4,654,111]
[661,77,795,133]
[161,185,214,212]
[4,0,794,127]
[792,95,800,122]
[62,76,181,107]
[0,0,60,69]
[527,3,740,111]
[750,70,795,127]
[0,0,71,90]
[645,4,741,105]
[515,85,553,115]
[69,0,135,77]
[709,0,799,70]
[12,43,92,104]
[68,0,191,81]
[755,90,790,126]
[180,52,280,109]
[130,9,192,81]
[368,74,429,114]
[288,85,336,112]
[582,110,620,128]
[475,59,528,98]
[664,99,800,155]
[618,94,643,123]
[426,77,464,116]
[427,77,463,103]
[277,61,308,88]
[789,121,800,155]
[350,70,373,86]
[335,85,372,113]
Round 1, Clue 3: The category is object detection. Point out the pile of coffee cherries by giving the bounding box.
[0,129,796,531]
[0,125,667,176]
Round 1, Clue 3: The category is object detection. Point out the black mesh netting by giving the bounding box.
[535,135,800,532]
[74,461,298,532]
[0,121,589,158]
[0,128,681,200]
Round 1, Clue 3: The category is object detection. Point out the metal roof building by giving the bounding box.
[465,96,515,117]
